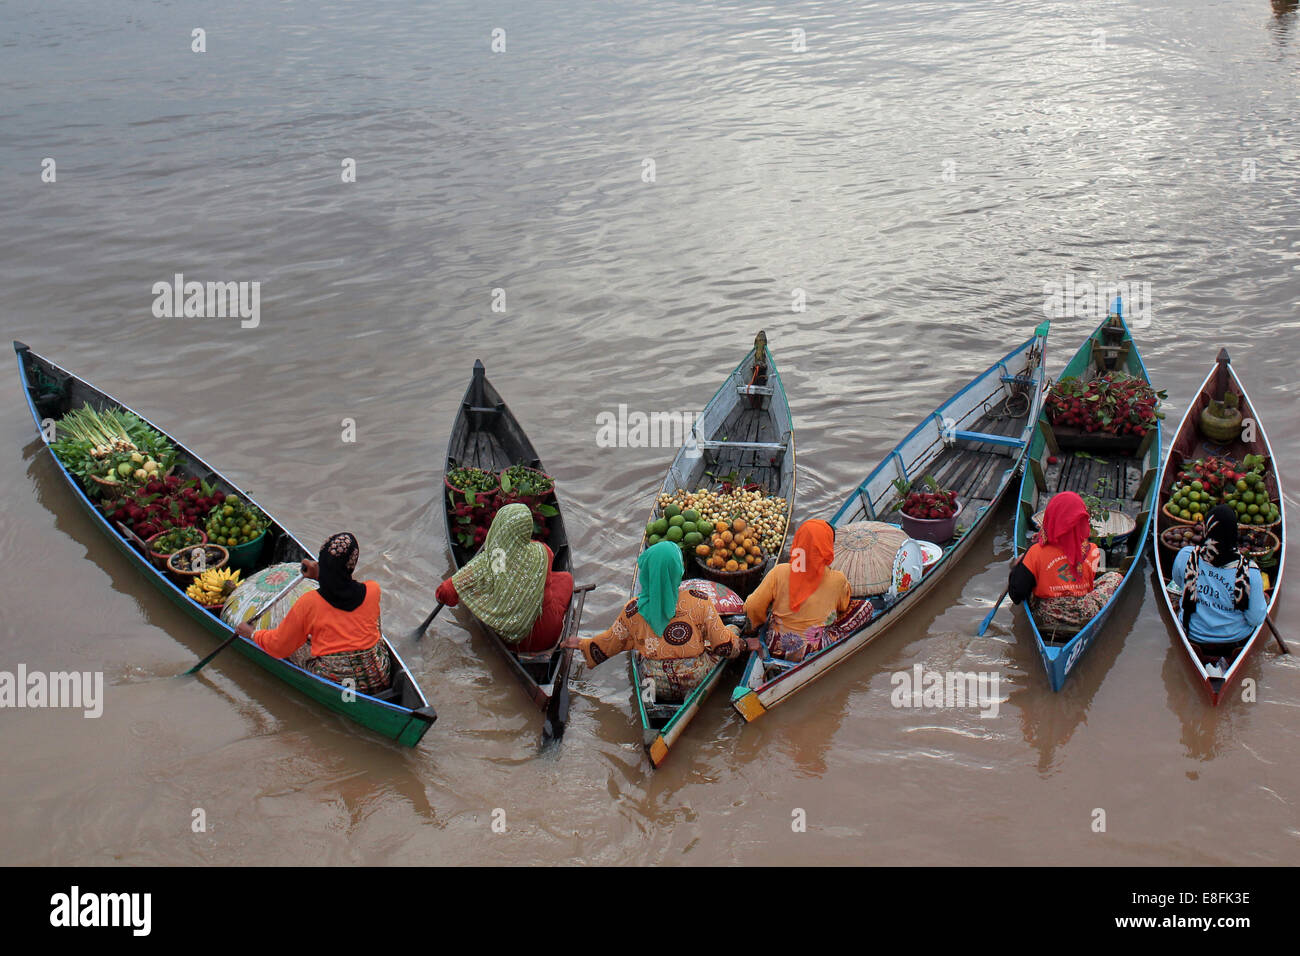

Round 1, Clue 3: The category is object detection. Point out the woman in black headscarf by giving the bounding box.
[235,532,392,693]
[1169,504,1266,645]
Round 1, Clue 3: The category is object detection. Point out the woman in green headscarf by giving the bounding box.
[436,503,574,650]
[563,541,743,701]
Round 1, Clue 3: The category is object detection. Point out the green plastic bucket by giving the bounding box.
[225,530,267,572]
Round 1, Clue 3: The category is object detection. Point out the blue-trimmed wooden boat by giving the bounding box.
[1011,309,1161,690]
[732,323,1049,721]
[1153,349,1285,704]
[14,342,437,746]
[631,330,795,764]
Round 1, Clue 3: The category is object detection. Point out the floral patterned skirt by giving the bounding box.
[290,640,393,695]
[639,653,715,703]
[1031,571,1123,632]
[770,599,875,663]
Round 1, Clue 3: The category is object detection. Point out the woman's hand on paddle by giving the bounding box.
[234,622,256,639]
[300,558,319,580]
[560,635,582,649]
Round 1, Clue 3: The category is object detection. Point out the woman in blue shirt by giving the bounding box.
[1170,504,1267,644]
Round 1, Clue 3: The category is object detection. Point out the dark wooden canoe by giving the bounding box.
[442,359,591,740]
[14,342,437,746]
[1012,311,1161,690]
[1153,349,1286,705]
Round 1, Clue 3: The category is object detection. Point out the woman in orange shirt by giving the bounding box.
[234,532,391,693]
[1007,492,1122,631]
[563,540,742,701]
[745,519,853,662]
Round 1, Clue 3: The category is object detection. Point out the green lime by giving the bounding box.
[684,531,703,546]
[682,509,700,524]
[664,504,681,519]
[696,520,713,536]
[1248,504,1260,515]
[666,526,684,542]
[668,515,685,528]
[651,518,668,536]
[1191,480,1203,491]
[1236,479,1247,492]
[1179,509,1191,520]
[648,534,662,546]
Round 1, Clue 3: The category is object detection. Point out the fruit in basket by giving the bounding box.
[655,486,790,555]
[185,567,243,605]
[1222,467,1278,526]
[205,496,268,548]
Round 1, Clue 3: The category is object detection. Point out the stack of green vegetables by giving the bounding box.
[49,404,178,494]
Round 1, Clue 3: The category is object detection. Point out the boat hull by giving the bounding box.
[14,343,436,746]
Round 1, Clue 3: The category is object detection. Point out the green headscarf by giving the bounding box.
[451,503,547,644]
[636,540,684,637]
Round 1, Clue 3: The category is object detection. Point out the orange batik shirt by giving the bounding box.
[1022,542,1101,598]
[579,589,742,666]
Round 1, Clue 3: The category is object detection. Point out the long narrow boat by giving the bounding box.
[732,323,1049,720]
[442,359,591,740]
[14,342,437,746]
[1011,310,1162,690]
[631,330,795,765]
[1153,349,1286,704]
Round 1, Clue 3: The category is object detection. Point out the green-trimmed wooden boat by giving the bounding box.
[630,330,795,766]
[14,342,437,746]
[1011,309,1161,690]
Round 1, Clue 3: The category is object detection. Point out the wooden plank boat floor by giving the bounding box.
[707,405,783,486]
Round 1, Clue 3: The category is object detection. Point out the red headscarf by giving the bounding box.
[789,519,835,611]
[1041,492,1091,577]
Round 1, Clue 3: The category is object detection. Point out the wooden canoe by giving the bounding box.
[1012,311,1162,690]
[442,359,591,740]
[631,330,795,766]
[14,342,437,746]
[1153,349,1286,705]
[732,324,1049,720]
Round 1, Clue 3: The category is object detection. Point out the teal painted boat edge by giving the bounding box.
[13,343,436,746]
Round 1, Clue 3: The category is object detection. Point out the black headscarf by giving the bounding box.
[1180,505,1250,631]
[317,532,368,612]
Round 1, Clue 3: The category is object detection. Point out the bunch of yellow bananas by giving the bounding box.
[186,567,242,605]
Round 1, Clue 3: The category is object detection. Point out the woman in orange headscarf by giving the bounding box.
[744,519,852,662]
[1007,491,1123,630]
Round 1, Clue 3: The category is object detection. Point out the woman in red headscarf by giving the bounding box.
[1007,491,1123,630]
[744,519,852,662]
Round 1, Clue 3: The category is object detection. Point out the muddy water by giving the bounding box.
[2,0,1299,865]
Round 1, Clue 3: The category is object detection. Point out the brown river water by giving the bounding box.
[2,0,1300,866]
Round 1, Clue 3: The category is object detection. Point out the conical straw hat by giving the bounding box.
[221,562,319,630]
[832,521,910,596]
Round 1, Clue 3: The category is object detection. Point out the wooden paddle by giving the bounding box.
[541,584,595,742]
[1265,614,1289,654]
[978,558,1025,636]
[411,603,445,639]
[182,572,304,676]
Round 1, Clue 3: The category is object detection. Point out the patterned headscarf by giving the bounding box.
[451,503,547,644]
[789,519,835,612]
[318,532,368,612]
[1042,492,1092,578]
[636,541,685,637]
[1181,504,1250,631]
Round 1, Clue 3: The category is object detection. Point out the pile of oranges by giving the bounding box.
[696,518,764,572]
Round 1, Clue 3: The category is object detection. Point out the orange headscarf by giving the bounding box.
[788,519,835,611]
[1041,492,1091,577]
